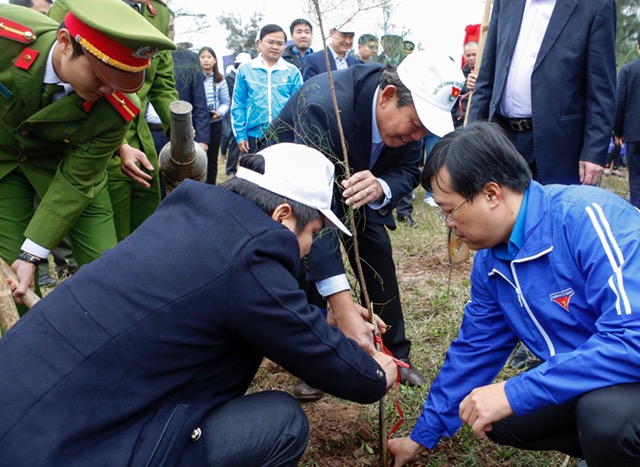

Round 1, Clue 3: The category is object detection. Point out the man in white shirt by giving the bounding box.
[467,0,616,186]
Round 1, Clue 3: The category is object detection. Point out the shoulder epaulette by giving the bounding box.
[145,0,157,16]
[0,17,36,44]
[105,91,140,122]
[15,47,39,70]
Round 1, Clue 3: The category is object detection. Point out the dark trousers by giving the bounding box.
[206,121,223,185]
[627,141,640,208]
[177,391,309,466]
[606,142,623,168]
[343,221,411,359]
[395,192,414,219]
[487,383,640,467]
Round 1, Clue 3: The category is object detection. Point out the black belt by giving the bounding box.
[147,123,163,131]
[495,114,532,132]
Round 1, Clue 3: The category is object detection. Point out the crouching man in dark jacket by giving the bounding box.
[0,143,397,466]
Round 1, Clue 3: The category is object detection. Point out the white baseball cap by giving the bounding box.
[234,52,252,65]
[397,51,466,137]
[236,143,351,236]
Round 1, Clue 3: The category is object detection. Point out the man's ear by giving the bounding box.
[483,182,503,207]
[56,29,73,57]
[378,85,398,108]
[271,203,294,223]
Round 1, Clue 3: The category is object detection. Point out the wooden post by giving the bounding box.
[463,0,493,127]
[0,270,20,334]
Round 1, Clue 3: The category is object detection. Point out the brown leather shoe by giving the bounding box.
[293,379,325,401]
[399,359,426,386]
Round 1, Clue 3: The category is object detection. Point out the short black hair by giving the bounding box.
[289,18,312,34]
[422,122,532,198]
[220,154,320,233]
[637,32,640,45]
[358,33,377,45]
[379,64,414,108]
[260,24,287,41]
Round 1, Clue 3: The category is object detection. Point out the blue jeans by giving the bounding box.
[178,391,309,466]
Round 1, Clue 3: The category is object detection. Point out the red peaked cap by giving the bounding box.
[64,10,150,93]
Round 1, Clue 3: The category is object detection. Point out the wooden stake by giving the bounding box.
[309,2,387,463]
[0,257,41,310]
[0,270,19,334]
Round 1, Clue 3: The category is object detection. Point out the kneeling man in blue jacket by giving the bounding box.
[0,143,397,466]
[390,122,640,467]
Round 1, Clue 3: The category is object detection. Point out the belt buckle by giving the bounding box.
[510,119,531,132]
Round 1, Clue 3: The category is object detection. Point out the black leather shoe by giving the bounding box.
[398,215,418,228]
[293,379,325,401]
[399,359,426,386]
[509,343,541,370]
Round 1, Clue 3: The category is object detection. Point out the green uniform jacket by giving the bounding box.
[0,5,134,249]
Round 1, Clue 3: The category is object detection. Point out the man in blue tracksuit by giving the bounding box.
[390,122,640,467]
[231,23,302,154]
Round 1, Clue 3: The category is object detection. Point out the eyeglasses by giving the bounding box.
[438,197,470,222]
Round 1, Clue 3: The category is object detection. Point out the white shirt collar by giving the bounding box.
[371,86,382,144]
[44,41,74,96]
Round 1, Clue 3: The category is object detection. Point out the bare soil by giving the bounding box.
[249,250,475,467]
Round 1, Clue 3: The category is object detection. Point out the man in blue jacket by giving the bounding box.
[389,122,640,467]
[0,143,397,466]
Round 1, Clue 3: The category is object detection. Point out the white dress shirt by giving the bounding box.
[500,0,557,118]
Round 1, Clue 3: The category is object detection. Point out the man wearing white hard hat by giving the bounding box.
[267,51,465,394]
[0,143,397,465]
[302,23,360,80]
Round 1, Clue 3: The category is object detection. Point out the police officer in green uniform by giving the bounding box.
[1,0,175,302]
[49,0,179,242]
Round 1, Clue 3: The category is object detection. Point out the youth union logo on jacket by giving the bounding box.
[549,288,575,311]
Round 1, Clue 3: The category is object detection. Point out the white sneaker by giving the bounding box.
[424,195,438,208]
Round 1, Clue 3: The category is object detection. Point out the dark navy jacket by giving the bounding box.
[172,48,210,145]
[0,180,386,466]
[266,63,422,282]
[614,57,640,143]
[302,48,360,81]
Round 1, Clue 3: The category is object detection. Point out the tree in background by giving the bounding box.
[217,12,264,56]
[616,0,640,67]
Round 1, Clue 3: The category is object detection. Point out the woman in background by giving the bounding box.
[199,47,230,185]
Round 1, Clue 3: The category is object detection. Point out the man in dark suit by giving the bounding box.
[302,25,360,80]
[0,144,397,465]
[467,0,616,186]
[614,33,640,208]
[268,52,465,388]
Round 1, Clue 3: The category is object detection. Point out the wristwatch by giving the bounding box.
[18,252,43,266]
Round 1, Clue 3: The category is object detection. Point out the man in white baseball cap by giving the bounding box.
[0,143,397,465]
[238,143,351,236]
[266,50,465,398]
[398,51,466,138]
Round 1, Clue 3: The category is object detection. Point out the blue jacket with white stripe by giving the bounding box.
[411,180,640,448]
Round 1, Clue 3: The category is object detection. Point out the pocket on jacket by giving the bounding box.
[134,402,193,467]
